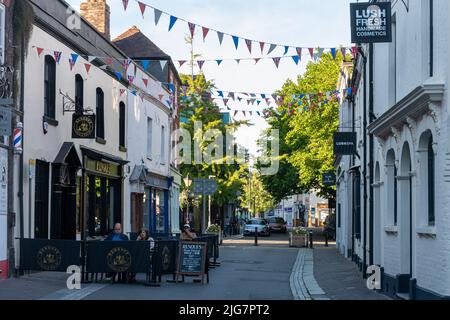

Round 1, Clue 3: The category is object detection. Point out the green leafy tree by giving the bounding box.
[241,171,275,216]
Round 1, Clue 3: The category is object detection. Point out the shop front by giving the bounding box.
[81,147,127,238]
[130,166,170,235]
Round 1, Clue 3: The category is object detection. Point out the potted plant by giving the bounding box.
[206,224,222,245]
[290,227,309,248]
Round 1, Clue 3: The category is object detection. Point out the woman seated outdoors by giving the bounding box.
[181,224,197,241]
[128,228,155,283]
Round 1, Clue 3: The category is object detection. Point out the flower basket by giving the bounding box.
[290,227,309,248]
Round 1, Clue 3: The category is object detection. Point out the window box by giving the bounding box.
[95,137,106,145]
[43,115,58,127]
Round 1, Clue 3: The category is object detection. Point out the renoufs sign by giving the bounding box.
[350,2,392,43]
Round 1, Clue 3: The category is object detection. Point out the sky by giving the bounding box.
[66,0,353,156]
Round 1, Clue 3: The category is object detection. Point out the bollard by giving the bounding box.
[309,231,314,249]
[255,227,258,246]
[325,231,329,247]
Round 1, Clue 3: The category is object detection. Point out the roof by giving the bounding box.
[54,142,82,168]
[113,26,170,60]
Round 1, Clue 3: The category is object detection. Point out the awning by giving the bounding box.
[348,165,361,173]
[129,165,148,184]
[80,145,128,166]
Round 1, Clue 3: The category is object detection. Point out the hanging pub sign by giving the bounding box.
[72,114,95,139]
[334,132,357,155]
[350,2,392,43]
[323,171,336,187]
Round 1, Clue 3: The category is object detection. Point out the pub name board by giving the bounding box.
[350,2,392,43]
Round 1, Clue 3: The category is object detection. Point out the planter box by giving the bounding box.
[206,232,222,245]
[289,233,308,248]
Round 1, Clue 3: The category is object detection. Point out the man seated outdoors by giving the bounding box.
[181,224,197,241]
[106,223,129,241]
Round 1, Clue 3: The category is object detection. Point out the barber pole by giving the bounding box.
[13,123,23,153]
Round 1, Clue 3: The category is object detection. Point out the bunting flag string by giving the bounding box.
[124,0,353,56]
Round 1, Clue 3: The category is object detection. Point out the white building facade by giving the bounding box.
[336,0,450,299]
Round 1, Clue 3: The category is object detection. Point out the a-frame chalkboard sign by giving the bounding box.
[176,241,208,284]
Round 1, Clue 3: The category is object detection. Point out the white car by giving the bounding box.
[244,219,271,237]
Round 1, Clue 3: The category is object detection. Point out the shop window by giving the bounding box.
[44,55,56,119]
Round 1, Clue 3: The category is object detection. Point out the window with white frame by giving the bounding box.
[147,117,153,159]
[0,3,5,65]
[161,125,166,164]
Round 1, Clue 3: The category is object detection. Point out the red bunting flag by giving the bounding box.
[54,51,62,64]
[188,22,196,38]
[142,78,148,87]
[106,57,113,65]
[352,46,358,59]
[223,99,229,106]
[138,1,146,17]
[139,93,145,102]
[296,47,302,57]
[122,0,129,11]
[202,27,210,41]
[127,75,134,84]
[120,89,126,96]
[69,59,76,71]
[84,63,91,74]
[36,47,44,57]
[179,60,187,67]
[308,48,314,59]
[124,59,132,71]
[259,42,265,54]
[158,94,164,101]
[245,39,252,54]
[272,57,281,68]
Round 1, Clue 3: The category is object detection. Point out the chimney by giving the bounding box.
[80,0,111,40]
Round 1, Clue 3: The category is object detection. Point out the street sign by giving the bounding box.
[350,2,392,43]
[193,178,218,196]
[0,106,11,136]
[334,132,357,155]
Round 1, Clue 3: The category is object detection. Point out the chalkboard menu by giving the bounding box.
[177,242,207,282]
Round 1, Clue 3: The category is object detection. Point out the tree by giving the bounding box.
[241,171,275,216]
[260,52,345,199]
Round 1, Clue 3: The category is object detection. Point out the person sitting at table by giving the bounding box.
[106,223,129,241]
[181,224,197,241]
[137,228,155,250]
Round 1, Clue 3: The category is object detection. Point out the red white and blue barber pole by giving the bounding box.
[13,122,23,154]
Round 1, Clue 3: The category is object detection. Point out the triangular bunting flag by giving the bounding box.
[216,60,223,66]
[179,60,187,67]
[54,51,62,64]
[223,99,229,106]
[99,65,108,70]
[260,42,265,54]
[292,56,299,65]
[217,31,224,45]
[141,60,150,70]
[331,48,337,59]
[127,75,134,84]
[188,22,196,38]
[69,59,76,71]
[142,78,148,87]
[284,46,289,55]
[257,111,261,116]
[154,9,162,26]
[105,57,113,65]
[242,111,246,117]
[138,1,146,17]
[139,93,145,102]
[308,48,314,59]
[202,27,210,41]
[318,48,324,59]
[267,44,277,55]
[257,101,261,106]
[272,57,281,68]
[120,89,126,96]
[71,53,79,65]
[131,90,137,96]
[234,111,238,117]
[115,72,122,81]
[254,58,261,64]
[122,0,129,11]
[197,60,205,70]
[84,63,91,74]
[341,48,347,59]
[36,47,44,57]
[261,94,266,99]
[296,47,302,58]
[158,94,164,101]
[245,39,252,54]
[229,92,235,100]
[88,56,96,63]
[235,59,240,64]
[217,91,224,97]
[232,36,239,50]
[352,46,358,59]
[124,59,132,71]
[159,60,167,70]
[169,16,178,31]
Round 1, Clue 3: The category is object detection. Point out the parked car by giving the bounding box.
[244,219,271,237]
[268,217,288,233]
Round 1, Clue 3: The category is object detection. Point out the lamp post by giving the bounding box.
[184,175,192,224]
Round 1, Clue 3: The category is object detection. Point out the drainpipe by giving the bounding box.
[369,43,375,267]
[19,34,25,242]
[361,45,368,278]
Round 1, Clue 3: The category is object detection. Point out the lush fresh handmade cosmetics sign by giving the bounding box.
[350,2,392,43]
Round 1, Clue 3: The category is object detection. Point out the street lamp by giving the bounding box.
[184,175,192,224]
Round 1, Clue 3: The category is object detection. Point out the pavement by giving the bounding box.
[0,233,389,300]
